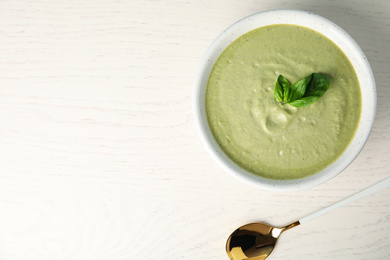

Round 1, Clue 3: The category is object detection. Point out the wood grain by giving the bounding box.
[0,0,389,259]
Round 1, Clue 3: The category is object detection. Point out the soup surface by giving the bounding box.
[206,24,362,180]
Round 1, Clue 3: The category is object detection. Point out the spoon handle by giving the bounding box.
[299,176,390,224]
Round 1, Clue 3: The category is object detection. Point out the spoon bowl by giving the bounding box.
[226,222,299,260]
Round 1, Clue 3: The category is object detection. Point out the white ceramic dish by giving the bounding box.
[193,9,376,191]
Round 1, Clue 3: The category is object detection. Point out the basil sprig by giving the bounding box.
[274,73,331,107]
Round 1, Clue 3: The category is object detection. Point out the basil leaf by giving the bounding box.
[288,96,320,107]
[304,73,331,97]
[274,76,284,102]
[288,74,312,102]
[275,75,291,103]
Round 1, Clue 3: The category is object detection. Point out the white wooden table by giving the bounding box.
[1,1,389,259]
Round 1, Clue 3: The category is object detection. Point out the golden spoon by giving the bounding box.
[226,176,390,260]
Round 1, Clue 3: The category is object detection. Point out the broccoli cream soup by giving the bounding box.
[205,24,362,180]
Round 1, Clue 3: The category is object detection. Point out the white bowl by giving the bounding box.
[193,9,376,191]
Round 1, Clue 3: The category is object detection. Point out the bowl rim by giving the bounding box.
[193,9,377,191]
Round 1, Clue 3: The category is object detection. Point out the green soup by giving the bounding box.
[205,24,362,180]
